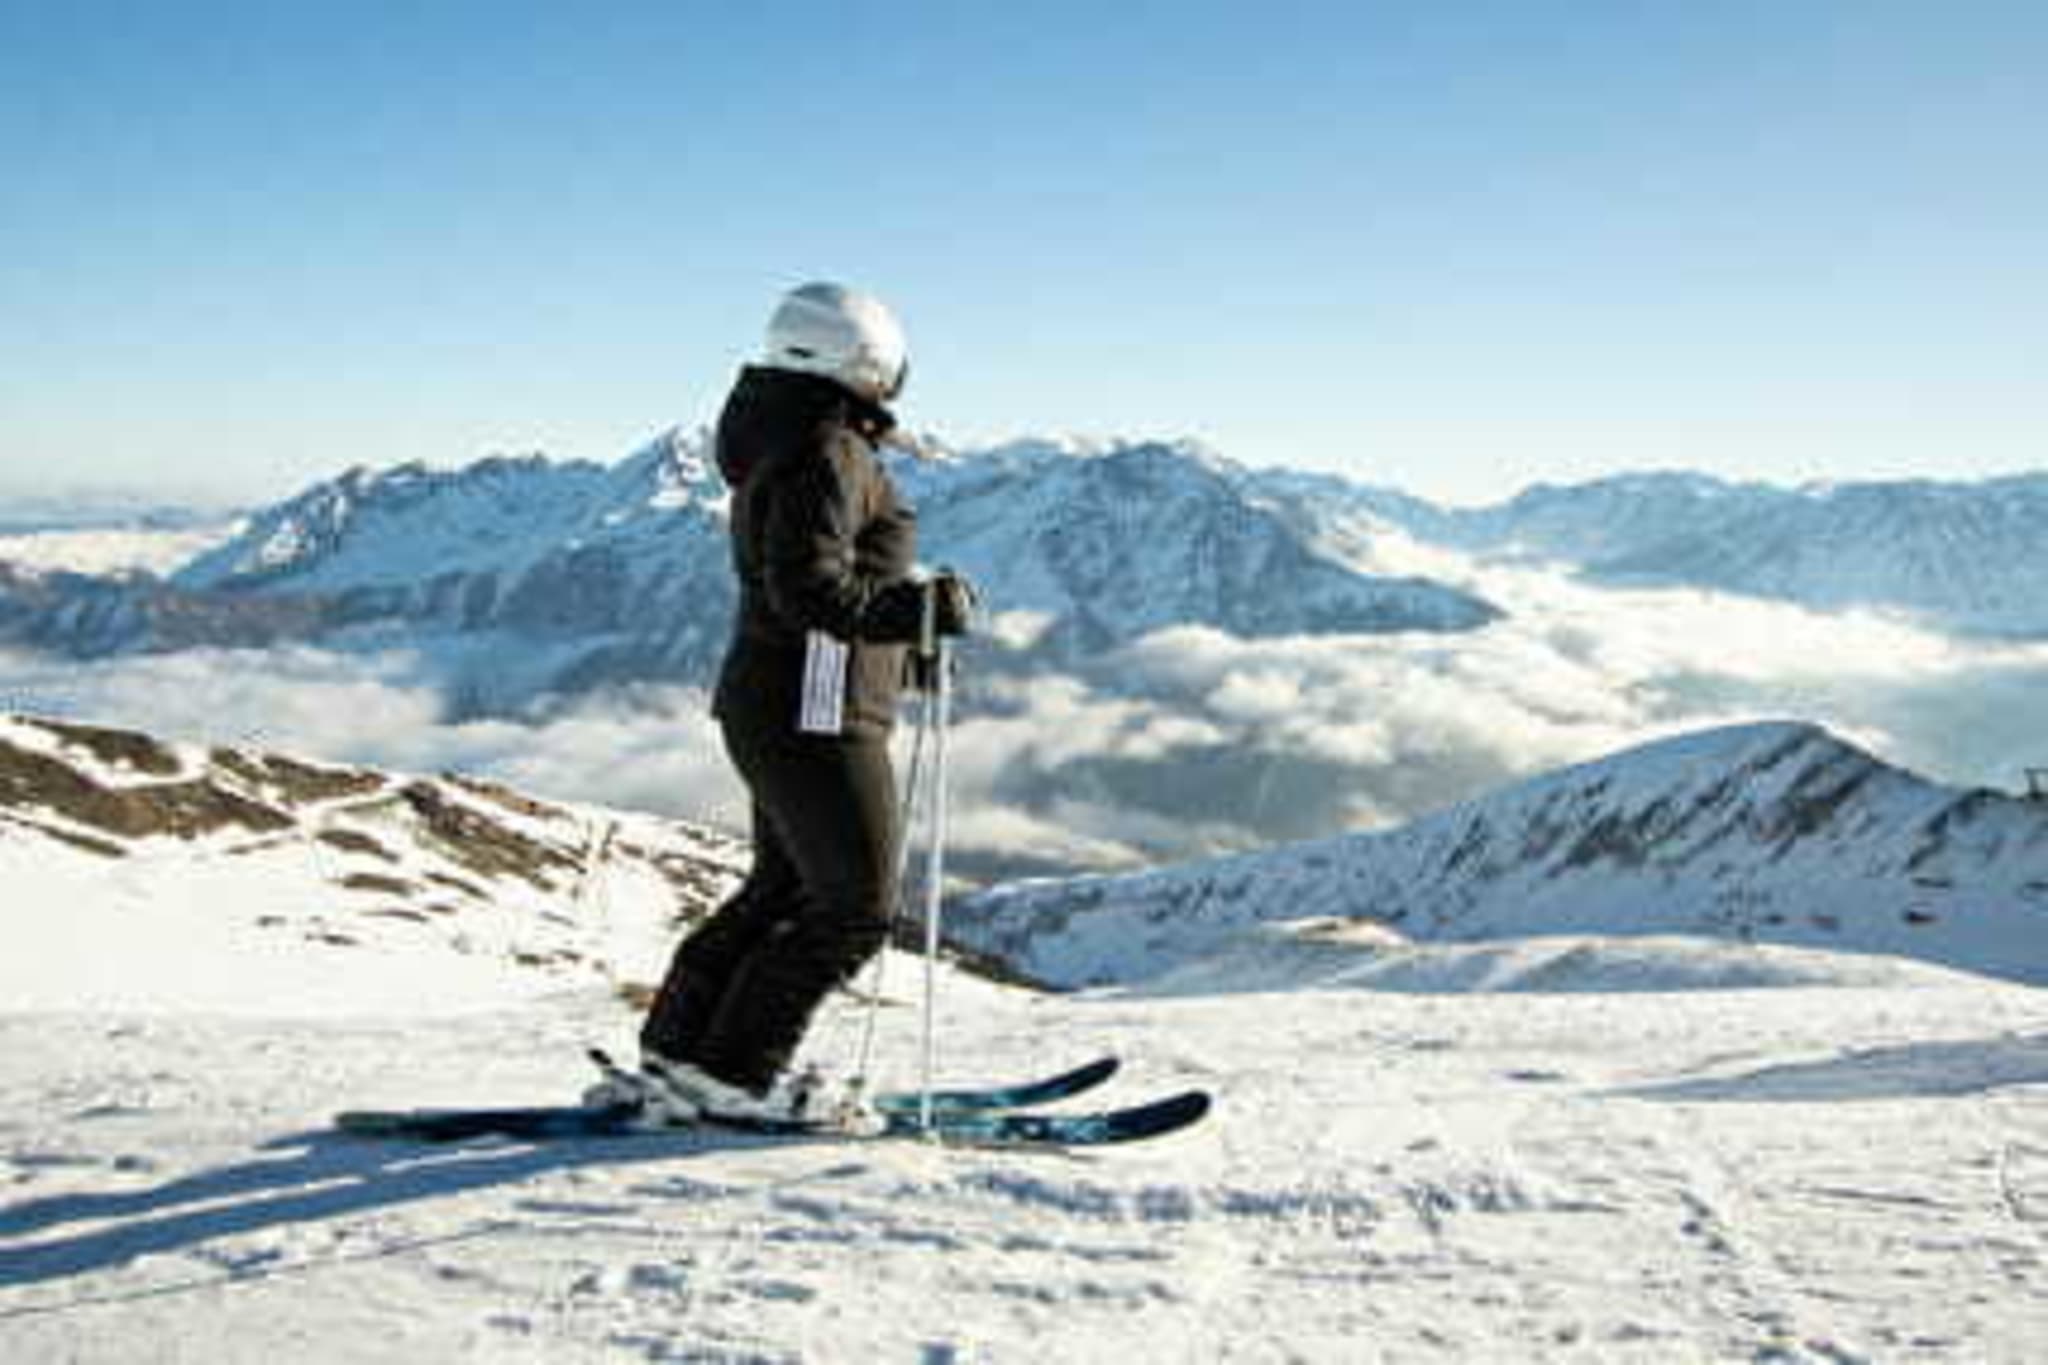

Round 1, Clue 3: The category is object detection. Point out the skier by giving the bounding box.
[612,281,974,1124]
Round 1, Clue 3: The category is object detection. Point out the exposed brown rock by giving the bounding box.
[317,828,398,861]
[0,736,293,840]
[211,749,386,804]
[423,870,488,900]
[339,872,415,897]
[22,717,182,776]
[399,779,576,888]
[444,772,570,823]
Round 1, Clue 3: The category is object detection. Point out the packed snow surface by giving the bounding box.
[6,972,2048,1360]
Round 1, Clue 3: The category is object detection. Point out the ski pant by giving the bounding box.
[640,716,898,1094]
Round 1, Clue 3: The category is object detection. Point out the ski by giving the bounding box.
[333,1089,1209,1149]
[872,1054,1120,1117]
[893,1089,1211,1147]
[580,1048,1120,1120]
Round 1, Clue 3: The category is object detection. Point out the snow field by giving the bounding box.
[6,971,2048,1361]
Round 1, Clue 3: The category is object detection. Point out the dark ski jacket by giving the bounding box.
[711,365,925,738]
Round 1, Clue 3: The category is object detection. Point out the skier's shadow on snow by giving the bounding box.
[0,1125,847,1294]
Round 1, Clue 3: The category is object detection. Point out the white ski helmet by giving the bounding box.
[762,281,909,403]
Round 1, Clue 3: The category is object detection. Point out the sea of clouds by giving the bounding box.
[5,550,2045,879]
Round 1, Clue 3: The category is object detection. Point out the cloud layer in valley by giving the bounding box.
[4,558,2045,877]
[0,647,749,833]
[943,559,2048,870]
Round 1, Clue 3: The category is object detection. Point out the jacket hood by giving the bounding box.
[716,365,898,487]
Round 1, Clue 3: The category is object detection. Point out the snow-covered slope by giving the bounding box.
[0,712,745,1014]
[948,721,2048,990]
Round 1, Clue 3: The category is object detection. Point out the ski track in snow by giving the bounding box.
[5,979,2048,1362]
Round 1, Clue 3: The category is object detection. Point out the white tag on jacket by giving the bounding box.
[798,631,850,735]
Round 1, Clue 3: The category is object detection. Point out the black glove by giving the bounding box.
[867,570,979,646]
[926,571,978,639]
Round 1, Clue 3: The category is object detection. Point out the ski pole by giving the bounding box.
[847,661,932,1104]
[918,583,954,1134]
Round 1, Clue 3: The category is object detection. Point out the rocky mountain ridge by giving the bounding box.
[898,438,1499,657]
[0,711,745,1002]
[946,721,2048,990]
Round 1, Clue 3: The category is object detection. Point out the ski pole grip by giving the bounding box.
[918,574,938,658]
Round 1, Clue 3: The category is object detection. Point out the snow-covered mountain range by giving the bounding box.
[948,721,2048,990]
[0,434,1501,708]
[7,441,2042,711]
[1269,469,2048,638]
[168,434,741,706]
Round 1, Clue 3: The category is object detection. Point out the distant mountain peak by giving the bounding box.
[616,426,721,509]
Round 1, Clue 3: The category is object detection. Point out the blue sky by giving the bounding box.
[2,1,2042,505]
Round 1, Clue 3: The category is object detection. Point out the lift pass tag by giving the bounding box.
[798,631,850,735]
